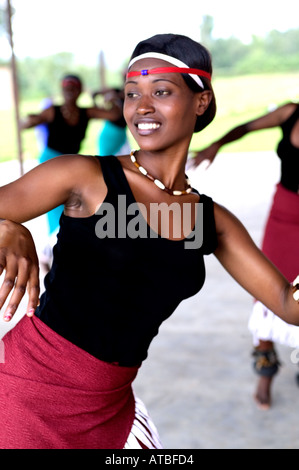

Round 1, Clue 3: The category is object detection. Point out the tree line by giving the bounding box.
[201,15,299,75]
[1,10,298,99]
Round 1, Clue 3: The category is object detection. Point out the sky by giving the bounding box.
[1,0,298,70]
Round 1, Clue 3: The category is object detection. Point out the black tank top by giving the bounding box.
[46,105,89,154]
[36,156,218,366]
[277,104,299,193]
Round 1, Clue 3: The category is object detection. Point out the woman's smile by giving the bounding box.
[136,120,161,134]
[124,59,200,151]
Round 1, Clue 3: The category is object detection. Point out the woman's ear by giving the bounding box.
[196,91,212,116]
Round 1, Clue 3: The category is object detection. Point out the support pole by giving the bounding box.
[6,0,24,175]
[99,50,106,89]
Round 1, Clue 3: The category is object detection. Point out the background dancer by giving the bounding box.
[188,101,299,409]
[21,74,120,269]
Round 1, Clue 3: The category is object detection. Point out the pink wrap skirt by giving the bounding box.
[0,315,138,449]
[262,183,299,281]
[249,183,299,346]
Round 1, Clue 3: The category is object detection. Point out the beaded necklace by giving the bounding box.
[130,150,192,196]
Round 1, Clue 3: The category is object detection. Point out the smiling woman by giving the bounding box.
[125,34,216,135]
[0,33,299,450]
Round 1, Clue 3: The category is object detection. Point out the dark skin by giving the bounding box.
[0,58,298,366]
[187,101,299,409]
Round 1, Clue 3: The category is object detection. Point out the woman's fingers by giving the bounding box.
[0,221,40,321]
[26,263,40,317]
[0,257,19,321]
[0,256,36,321]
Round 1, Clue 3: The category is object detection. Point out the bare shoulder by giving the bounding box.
[42,153,102,176]
[32,154,104,194]
[276,102,298,121]
[213,202,239,232]
[213,201,250,241]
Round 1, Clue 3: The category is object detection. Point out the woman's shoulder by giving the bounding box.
[277,102,299,123]
[42,154,103,181]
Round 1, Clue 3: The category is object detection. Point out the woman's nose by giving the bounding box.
[136,95,155,114]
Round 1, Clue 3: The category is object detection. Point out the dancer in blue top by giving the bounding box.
[92,85,130,156]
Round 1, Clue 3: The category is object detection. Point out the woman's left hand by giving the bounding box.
[213,203,299,326]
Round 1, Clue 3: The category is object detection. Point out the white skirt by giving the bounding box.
[248,301,299,348]
[124,397,163,449]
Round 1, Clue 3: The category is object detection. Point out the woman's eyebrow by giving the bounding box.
[125,78,177,86]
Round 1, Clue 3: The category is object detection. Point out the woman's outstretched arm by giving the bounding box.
[213,202,299,326]
[187,102,297,170]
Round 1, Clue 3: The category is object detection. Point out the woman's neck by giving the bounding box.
[136,148,189,189]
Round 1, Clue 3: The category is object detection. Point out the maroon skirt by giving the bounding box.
[248,184,299,347]
[0,315,138,449]
[262,183,299,281]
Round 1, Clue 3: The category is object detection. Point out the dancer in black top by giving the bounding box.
[0,35,299,448]
[188,102,299,409]
[21,74,121,268]
[21,74,121,156]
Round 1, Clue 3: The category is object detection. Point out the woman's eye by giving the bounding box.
[155,90,169,96]
[126,91,138,99]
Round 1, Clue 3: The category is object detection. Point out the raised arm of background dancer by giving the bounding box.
[187,101,297,170]
[213,202,299,326]
[86,102,122,122]
[92,88,116,101]
[0,219,40,321]
[20,106,54,130]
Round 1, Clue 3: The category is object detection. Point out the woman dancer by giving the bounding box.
[0,34,299,449]
[21,74,120,268]
[188,102,299,409]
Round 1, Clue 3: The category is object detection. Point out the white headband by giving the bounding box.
[128,52,205,89]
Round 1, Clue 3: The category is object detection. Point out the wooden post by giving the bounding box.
[6,0,24,176]
[99,50,106,89]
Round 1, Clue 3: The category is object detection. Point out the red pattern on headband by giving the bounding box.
[127,67,211,81]
[62,78,81,88]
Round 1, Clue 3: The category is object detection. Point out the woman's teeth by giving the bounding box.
[138,123,160,130]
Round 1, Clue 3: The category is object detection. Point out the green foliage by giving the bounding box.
[2,14,298,100]
[16,53,125,100]
[0,5,6,36]
[18,53,83,99]
[1,14,299,163]
[201,15,299,75]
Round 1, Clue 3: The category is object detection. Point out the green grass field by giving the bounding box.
[1,72,298,163]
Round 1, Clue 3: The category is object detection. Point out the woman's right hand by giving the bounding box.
[0,220,40,322]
